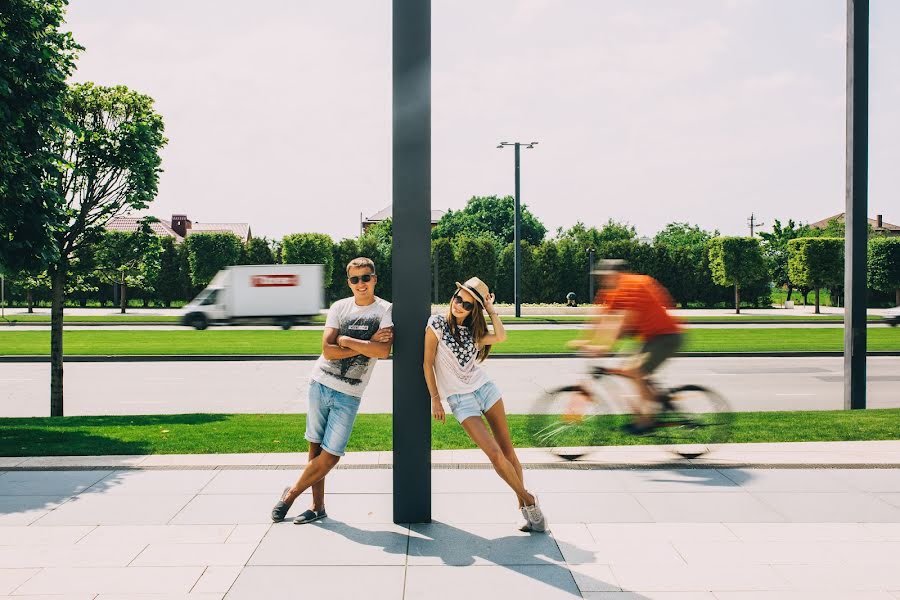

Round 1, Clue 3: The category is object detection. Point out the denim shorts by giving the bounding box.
[446,381,503,423]
[305,380,361,457]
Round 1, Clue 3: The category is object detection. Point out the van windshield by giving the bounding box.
[199,289,219,306]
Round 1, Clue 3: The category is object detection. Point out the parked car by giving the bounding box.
[182,264,324,330]
[885,305,900,327]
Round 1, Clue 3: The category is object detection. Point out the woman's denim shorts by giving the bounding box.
[447,381,502,423]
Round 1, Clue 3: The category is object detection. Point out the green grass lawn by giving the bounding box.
[1,409,897,456]
[1,327,897,356]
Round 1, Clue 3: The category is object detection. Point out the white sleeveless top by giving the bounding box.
[427,314,489,399]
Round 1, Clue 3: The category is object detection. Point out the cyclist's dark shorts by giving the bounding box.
[638,333,683,375]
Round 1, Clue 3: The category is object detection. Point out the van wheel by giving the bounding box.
[189,314,208,330]
[279,317,295,330]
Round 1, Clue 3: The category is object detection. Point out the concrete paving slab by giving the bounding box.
[0,458,27,468]
[773,564,900,591]
[250,521,409,566]
[0,568,39,595]
[835,470,900,493]
[17,456,147,468]
[406,522,564,566]
[617,469,741,492]
[878,493,900,508]
[14,566,204,595]
[77,524,234,546]
[226,565,405,600]
[823,541,900,566]
[0,541,146,568]
[405,564,582,600]
[713,592,896,600]
[191,565,242,594]
[724,522,881,542]
[0,525,94,545]
[430,492,524,524]
[139,454,261,467]
[673,539,836,565]
[0,496,68,526]
[0,594,97,600]
[541,492,655,524]
[94,594,224,600]
[89,470,218,495]
[224,524,270,545]
[559,539,686,566]
[0,470,112,496]
[169,494,274,526]
[753,492,900,522]
[131,542,257,567]
[721,469,857,492]
[611,564,791,592]
[34,493,194,526]
[565,564,621,592]
[522,469,628,493]
[588,523,738,543]
[634,492,787,523]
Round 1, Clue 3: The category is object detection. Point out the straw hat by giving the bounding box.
[455,277,490,309]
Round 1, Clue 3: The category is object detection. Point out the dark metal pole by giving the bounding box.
[514,143,521,318]
[844,0,868,410]
[392,0,431,522]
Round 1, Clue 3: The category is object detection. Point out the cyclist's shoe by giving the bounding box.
[522,494,546,532]
[621,421,655,436]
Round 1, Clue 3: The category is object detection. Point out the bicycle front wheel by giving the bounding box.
[525,385,614,459]
[652,384,732,453]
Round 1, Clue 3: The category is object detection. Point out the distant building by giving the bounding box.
[360,205,445,235]
[809,212,899,237]
[106,214,252,243]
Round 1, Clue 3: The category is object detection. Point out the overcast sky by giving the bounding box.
[63,0,899,241]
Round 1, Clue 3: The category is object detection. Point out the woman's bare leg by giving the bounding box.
[484,400,528,507]
[460,412,535,507]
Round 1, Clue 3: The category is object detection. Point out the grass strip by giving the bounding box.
[3,327,898,356]
[1,409,897,456]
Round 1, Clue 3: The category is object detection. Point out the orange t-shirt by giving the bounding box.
[599,274,681,341]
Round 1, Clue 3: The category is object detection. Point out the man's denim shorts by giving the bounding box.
[305,380,361,457]
[447,381,503,423]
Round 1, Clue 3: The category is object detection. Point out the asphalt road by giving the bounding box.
[3,356,898,417]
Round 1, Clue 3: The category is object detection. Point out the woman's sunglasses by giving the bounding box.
[453,295,475,311]
[348,274,375,284]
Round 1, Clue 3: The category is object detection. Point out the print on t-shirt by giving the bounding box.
[320,314,381,387]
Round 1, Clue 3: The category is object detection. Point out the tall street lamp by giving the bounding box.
[497,141,538,317]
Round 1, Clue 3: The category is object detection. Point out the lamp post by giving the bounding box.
[497,141,538,318]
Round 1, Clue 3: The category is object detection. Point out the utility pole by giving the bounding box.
[747,213,765,237]
[497,141,538,317]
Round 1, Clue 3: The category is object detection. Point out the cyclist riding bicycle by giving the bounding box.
[569,258,684,433]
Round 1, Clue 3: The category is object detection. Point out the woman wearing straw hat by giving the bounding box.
[423,277,547,532]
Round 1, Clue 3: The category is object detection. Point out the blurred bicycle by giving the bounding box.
[525,350,732,460]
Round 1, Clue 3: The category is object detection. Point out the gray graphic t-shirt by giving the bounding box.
[311,296,393,398]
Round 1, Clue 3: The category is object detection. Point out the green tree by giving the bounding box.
[357,235,391,302]
[184,232,242,288]
[533,240,562,303]
[868,237,900,307]
[150,236,183,307]
[0,0,81,276]
[497,241,537,303]
[708,237,768,314]
[95,222,161,313]
[431,196,546,245]
[45,82,166,416]
[452,236,498,295]
[787,237,843,314]
[282,233,334,288]
[758,219,811,303]
[431,237,455,302]
[329,238,359,303]
[242,237,275,265]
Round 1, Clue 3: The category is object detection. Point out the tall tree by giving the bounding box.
[150,236,184,307]
[787,237,843,314]
[0,0,81,276]
[431,195,546,246]
[282,233,334,288]
[758,219,810,303]
[241,237,275,265]
[868,237,900,307]
[708,237,768,314]
[45,83,166,415]
[95,222,161,313]
[431,237,455,302]
[184,232,242,288]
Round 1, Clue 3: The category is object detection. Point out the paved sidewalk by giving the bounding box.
[2,442,899,599]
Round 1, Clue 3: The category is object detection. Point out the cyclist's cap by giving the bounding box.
[591,258,628,275]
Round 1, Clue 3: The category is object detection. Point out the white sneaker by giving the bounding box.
[522,493,546,532]
[518,507,532,532]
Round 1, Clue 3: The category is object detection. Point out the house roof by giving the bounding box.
[809,212,900,232]
[188,222,252,240]
[363,205,445,224]
[106,217,183,241]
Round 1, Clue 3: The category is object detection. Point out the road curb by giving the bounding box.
[1,351,899,362]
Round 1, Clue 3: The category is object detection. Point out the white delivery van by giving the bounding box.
[181,264,324,330]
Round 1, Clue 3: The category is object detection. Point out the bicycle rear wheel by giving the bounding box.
[525,385,613,460]
[651,384,732,456]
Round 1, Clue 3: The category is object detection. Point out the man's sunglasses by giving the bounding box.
[453,295,475,311]
[348,274,375,284]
